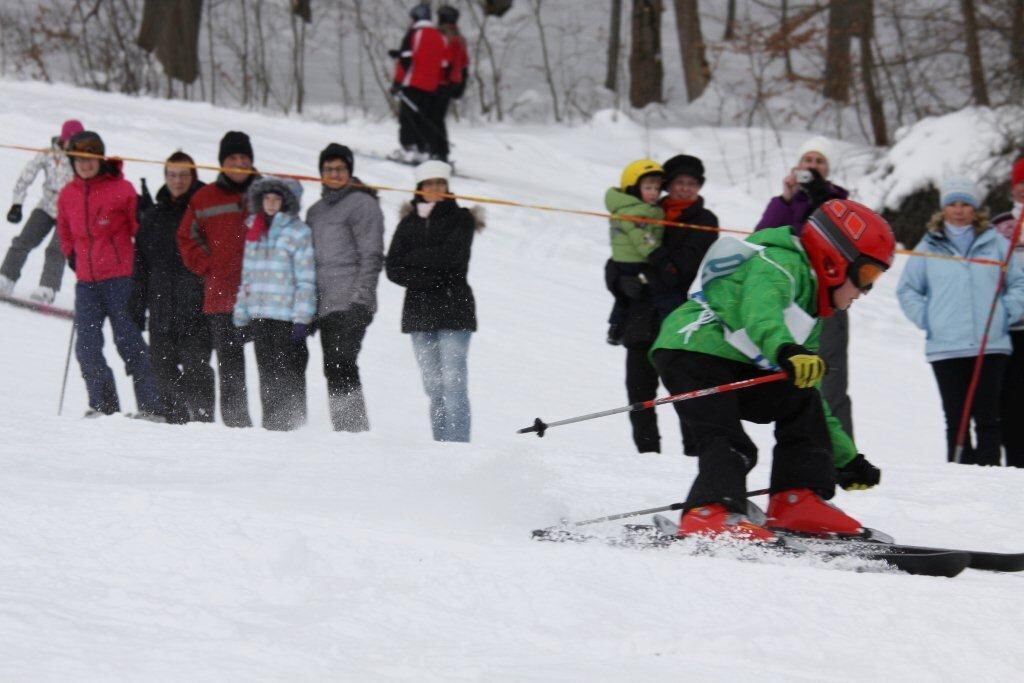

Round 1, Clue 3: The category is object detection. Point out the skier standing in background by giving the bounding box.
[0,119,83,303]
[389,4,449,164]
[56,131,164,421]
[651,199,891,540]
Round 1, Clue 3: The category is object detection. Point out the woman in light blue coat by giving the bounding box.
[897,176,1024,465]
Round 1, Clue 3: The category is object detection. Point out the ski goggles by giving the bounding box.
[849,256,887,292]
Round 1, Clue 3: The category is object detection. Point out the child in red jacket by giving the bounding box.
[56,131,162,420]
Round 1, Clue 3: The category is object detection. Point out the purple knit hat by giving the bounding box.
[60,120,85,143]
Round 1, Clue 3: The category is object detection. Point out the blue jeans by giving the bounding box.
[410,330,471,442]
[75,277,161,415]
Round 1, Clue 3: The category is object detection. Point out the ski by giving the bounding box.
[532,520,970,578]
[0,293,74,320]
[356,150,481,180]
[769,531,1024,573]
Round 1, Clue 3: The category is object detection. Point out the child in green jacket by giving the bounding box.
[650,199,894,541]
[605,159,664,344]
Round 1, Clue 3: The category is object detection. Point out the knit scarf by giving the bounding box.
[662,197,696,221]
[246,212,272,242]
[321,185,349,206]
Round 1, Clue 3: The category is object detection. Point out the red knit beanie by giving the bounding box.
[1013,158,1024,188]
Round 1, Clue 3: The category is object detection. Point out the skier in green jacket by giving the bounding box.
[650,199,895,541]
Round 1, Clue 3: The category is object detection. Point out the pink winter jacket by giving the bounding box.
[56,160,138,283]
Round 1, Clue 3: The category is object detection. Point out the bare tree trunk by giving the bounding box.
[605,0,623,92]
[628,0,663,108]
[781,0,793,79]
[858,0,887,145]
[1013,0,1024,97]
[673,0,709,102]
[291,10,307,113]
[530,0,561,121]
[723,0,735,40]
[239,0,250,106]
[206,0,216,105]
[960,0,990,106]
[823,0,853,102]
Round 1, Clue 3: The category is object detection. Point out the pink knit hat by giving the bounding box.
[60,119,85,143]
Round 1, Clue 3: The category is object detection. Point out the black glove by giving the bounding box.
[290,323,310,343]
[776,343,827,389]
[797,168,832,215]
[67,252,76,273]
[389,82,401,97]
[837,453,881,491]
[617,275,645,300]
[387,49,401,59]
[6,204,22,224]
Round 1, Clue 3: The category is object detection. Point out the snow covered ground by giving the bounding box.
[0,80,1022,680]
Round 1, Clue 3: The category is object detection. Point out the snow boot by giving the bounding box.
[766,488,863,536]
[29,286,55,304]
[678,504,776,542]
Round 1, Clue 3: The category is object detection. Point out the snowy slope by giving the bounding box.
[0,81,1022,680]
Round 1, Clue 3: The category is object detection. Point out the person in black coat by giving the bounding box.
[132,152,215,424]
[385,160,482,442]
[606,154,719,454]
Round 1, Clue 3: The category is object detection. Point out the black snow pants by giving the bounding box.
[251,318,308,431]
[932,354,1007,465]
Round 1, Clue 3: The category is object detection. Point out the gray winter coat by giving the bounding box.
[306,181,385,316]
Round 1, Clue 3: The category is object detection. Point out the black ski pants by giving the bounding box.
[251,318,308,432]
[398,87,447,160]
[1001,331,1024,467]
[0,208,65,291]
[625,342,660,453]
[819,309,853,438]
[652,349,835,513]
[931,354,1007,465]
[208,313,252,428]
[319,306,372,432]
[149,318,215,424]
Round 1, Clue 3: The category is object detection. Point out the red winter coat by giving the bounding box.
[56,161,138,283]
[177,175,254,314]
[443,33,469,87]
[393,21,448,93]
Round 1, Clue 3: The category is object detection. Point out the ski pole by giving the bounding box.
[57,321,76,416]
[559,488,773,529]
[517,372,787,437]
[952,209,1024,464]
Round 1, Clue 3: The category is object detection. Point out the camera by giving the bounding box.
[794,169,814,185]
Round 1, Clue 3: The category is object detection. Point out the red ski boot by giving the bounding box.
[678,504,776,542]
[766,488,863,536]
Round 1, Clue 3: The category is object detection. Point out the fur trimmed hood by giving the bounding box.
[246,176,303,215]
[399,200,486,231]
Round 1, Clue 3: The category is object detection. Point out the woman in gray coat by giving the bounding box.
[306,144,384,431]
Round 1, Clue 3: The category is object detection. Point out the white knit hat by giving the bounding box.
[796,136,834,165]
[414,160,452,184]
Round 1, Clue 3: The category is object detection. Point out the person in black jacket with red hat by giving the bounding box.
[132,152,215,424]
[607,154,719,454]
[385,160,482,442]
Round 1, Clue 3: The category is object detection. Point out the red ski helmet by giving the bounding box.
[800,199,895,317]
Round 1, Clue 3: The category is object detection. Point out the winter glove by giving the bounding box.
[797,168,832,217]
[389,82,401,97]
[387,49,401,59]
[617,274,645,300]
[66,252,76,273]
[6,204,22,224]
[776,343,827,389]
[290,323,310,342]
[837,453,881,491]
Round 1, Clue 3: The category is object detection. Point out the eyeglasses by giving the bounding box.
[850,256,886,292]
[165,170,192,181]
